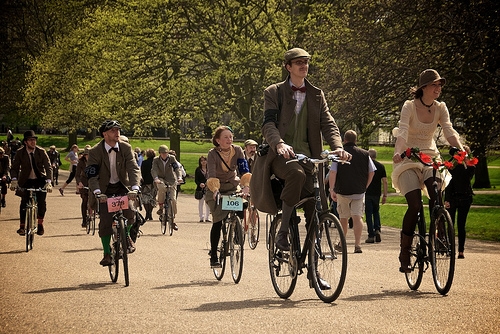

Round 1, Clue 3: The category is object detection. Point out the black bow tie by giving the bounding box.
[292,85,306,92]
[108,147,118,153]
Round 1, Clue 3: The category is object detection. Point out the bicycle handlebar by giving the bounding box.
[286,150,350,165]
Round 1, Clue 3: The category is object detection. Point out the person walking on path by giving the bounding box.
[445,146,476,259]
[9,130,53,235]
[364,148,388,243]
[329,130,375,253]
[392,69,463,273]
[250,47,350,252]
[0,147,11,208]
[140,149,156,221]
[59,144,79,196]
[86,120,140,266]
[194,155,210,222]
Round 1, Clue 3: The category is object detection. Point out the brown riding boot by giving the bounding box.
[399,231,413,273]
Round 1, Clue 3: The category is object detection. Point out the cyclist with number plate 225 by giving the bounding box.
[206,125,251,268]
[392,69,463,273]
[152,145,183,230]
[10,130,53,235]
[86,120,141,267]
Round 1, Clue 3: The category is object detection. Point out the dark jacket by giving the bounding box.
[87,140,140,194]
[195,166,208,192]
[445,164,475,201]
[11,145,52,187]
[334,142,370,195]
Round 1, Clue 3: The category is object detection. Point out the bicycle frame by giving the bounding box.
[402,149,456,295]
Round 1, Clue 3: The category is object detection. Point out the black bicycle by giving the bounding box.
[212,192,245,284]
[268,151,348,303]
[159,183,175,235]
[97,192,136,287]
[401,148,456,295]
[83,187,97,235]
[19,187,46,252]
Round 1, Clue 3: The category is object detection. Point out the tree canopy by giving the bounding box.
[1,0,498,186]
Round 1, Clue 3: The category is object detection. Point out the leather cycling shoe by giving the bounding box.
[37,224,44,236]
[308,271,331,290]
[100,254,113,266]
[275,231,290,251]
[17,227,25,236]
[172,222,178,231]
[210,259,221,268]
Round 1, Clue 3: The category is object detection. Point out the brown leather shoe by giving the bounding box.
[17,226,25,236]
[37,224,44,236]
[100,254,112,266]
[127,236,136,253]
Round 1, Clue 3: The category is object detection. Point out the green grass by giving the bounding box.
[380,205,500,242]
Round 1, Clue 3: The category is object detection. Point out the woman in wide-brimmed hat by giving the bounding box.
[391,69,464,273]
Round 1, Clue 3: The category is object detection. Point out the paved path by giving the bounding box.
[0,171,499,333]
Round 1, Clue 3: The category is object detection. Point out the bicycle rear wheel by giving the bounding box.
[86,208,92,234]
[405,234,425,290]
[25,205,35,252]
[268,214,297,299]
[309,213,347,303]
[167,199,174,236]
[109,234,119,283]
[91,210,96,235]
[119,219,130,287]
[160,205,167,235]
[247,206,260,250]
[229,215,244,284]
[213,223,227,280]
[429,208,455,295]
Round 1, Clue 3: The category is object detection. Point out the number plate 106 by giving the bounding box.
[221,196,243,211]
[107,196,129,212]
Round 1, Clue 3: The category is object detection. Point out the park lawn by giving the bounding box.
[380,205,500,242]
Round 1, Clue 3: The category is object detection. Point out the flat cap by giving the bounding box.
[284,48,311,62]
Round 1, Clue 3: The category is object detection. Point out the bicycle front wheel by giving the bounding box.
[109,234,119,283]
[309,213,347,303]
[268,214,297,299]
[429,208,455,295]
[405,234,425,290]
[213,224,227,281]
[247,206,260,250]
[119,220,130,287]
[229,215,244,284]
[167,200,175,236]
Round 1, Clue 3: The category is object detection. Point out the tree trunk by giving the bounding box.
[472,157,491,189]
[67,131,78,150]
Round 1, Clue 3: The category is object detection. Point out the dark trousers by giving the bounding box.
[365,194,381,237]
[19,178,47,224]
[446,196,472,253]
[65,165,77,184]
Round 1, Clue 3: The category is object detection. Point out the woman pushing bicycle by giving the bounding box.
[206,125,251,268]
[392,69,464,273]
